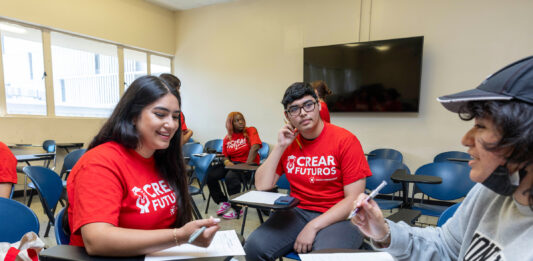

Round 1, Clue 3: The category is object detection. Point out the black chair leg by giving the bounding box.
[45,221,52,237]
[205,191,212,214]
[26,190,34,207]
[191,196,203,220]
[240,207,248,236]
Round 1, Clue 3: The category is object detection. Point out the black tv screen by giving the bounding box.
[304,36,423,112]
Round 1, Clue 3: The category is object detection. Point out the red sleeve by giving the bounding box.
[71,160,124,234]
[222,136,229,158]
[338,134,371,185]
[320,101,331,123]
[246,127,262,146]
[0,142,17,184]
[180,112,188,131]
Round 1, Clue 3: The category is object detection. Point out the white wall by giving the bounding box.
[175,0,533,171]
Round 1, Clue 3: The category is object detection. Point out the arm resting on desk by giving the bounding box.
[294,179,366,253]
[245,144,260,164]
[81,219,219,256]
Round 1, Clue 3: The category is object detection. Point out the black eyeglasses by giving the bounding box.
[286,100,317,117]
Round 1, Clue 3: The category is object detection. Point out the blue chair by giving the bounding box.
[54,207,70,244]
[366,159,404,210]
[434,151,471,165]
[0,198,40,243]
[59,149,86,180]
[23,166,64,237]
[258,142,270,162]
[204,139,223,153]
[188,154,217,218]
[42,139,57,170]
[367,148,403,163]
[437,203,461,227]
[183,143,203,164]
[412,162,475,217]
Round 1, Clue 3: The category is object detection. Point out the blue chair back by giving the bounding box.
[0,198,40,243]
[415,162,475,201]
[434,151,471,164]
[204,139,223,153]
[367,148,403,162]
[23,166,64,219]
[55,208,70,244]
[437,203,461,227]
[366,159,403,194]
[9,184,14,199]
[190,154,217,185]
[43,139,56,153]
[258,142,270,161]
[276,174,291,191]
[183,143,203,157]
[59,149,86,179]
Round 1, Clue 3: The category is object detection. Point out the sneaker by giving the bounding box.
[216,202,231,216]
[222,209,244,220]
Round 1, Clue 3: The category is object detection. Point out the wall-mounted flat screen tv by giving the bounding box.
[304,36,423,112]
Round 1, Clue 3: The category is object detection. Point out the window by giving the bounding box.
[150,54,171,76]
[51,32,119,117]
[1,22,46,115]
[124,48,147,88]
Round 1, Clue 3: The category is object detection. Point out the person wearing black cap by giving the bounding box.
[350,56,533,261]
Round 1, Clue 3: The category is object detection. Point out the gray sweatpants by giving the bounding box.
[243,207,364,261]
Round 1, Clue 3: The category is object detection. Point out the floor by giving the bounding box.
[17,181,438,261]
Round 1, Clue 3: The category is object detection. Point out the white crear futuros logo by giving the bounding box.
[132,186,150,214]
[286,155,296,174]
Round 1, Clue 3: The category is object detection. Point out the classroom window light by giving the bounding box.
[51,32,119,117]
[124,48,147,89]
[1,22,47,115]
[150,54,171,76]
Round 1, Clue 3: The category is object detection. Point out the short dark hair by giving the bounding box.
[88,75,192,227]
[159,73,182,106]
[281,82,318,109]
[459,100,533,209]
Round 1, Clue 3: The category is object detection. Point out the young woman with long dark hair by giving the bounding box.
[67,75,219,256]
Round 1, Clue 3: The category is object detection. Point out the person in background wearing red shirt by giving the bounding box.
[244,82,370,260]
[67,76,219,256]
[206,112,262,220]
[310,80,332,123]
[0,141,17,198]
[159,73,194,146]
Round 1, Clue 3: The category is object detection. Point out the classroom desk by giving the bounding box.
[57,143,84,153]
[390,169,442,208]
[39,245,234,261]
[225,163,259,191]
[446,157,471,163]
[15,153,55,165]
[229,190,299,235]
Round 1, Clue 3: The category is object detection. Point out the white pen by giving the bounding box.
[348,180,387,219]
[187,217,220,244]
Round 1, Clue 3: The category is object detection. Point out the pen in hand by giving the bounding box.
[348,180,387,219]
[283,119,302,150]
[187,218,220,244]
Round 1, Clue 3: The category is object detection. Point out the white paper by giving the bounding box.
[232,191,287,205]
[300,252,396,261]
[145,230,245,261]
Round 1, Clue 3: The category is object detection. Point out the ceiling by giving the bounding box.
[146,0,236,10]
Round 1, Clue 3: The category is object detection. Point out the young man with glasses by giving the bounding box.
[244,82,371,260]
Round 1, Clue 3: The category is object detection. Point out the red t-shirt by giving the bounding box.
[0,142,17,184]
[275,123,371,213]
[181,112,188,131]
[222,127,262,165]
[319,101,330,123]
[67,142,178,246]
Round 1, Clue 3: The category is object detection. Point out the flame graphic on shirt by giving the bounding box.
[132,186,151,214]
[286,155,296,174]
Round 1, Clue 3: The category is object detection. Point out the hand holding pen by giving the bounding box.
[184,217,220,247]
[350,180,391,244]
[283,119,302,150]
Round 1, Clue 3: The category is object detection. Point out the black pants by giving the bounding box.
[206,163,251,211]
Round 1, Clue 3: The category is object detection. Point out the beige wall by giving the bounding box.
[175,0,533,170]
[0,0,176,147]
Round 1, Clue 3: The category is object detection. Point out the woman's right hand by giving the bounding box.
[179,217,220,247]
[350,193,389,243]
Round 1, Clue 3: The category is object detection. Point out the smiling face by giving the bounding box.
[285,95,322,138]
[135,93,181,158]
[462,117,507,183]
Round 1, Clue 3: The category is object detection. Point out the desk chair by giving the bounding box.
[367,148,403,163]
[0,198,40,243]
[366,159,403,210]
[23,166,64,237]
[204,139,223,153]
[412,162,474,218]
[183,143,205,196]
[258,142,270,163]
[42,140,57,170]
[54,207,70,245]
[59,149,86,180]
[437,203,461,227]
[189,154,217,219]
